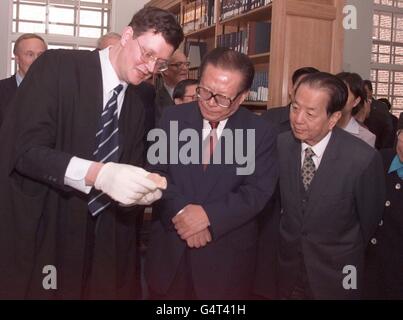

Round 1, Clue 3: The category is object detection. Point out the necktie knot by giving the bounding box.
[209,121,219,129]
[305,147,315,159]
[113,84,123,96]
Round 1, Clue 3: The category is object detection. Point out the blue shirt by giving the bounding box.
[388,155,403,180]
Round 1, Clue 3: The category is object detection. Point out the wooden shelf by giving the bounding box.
[220,4,272,25]
[146,0,181,12]
[184,24,216,39]
[249,52,270,64]
[242,101,268,107]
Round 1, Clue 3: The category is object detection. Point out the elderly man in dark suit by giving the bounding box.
[0,7,183,299]
[0,33,47,127]
[145,48,278,299]
[277,72,385,299]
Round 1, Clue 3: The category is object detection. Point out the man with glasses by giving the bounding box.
[145,47,278,299]
[0,7,183,299]
[155,50,190,123]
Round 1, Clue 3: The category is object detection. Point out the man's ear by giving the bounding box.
[328,111,342,130]
[353,96,361,108]
[120,26,134,47]
[238,90,249,105]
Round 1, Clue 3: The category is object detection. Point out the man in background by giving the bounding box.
[155,50,189,123]
[96,32,122,50]
[0,33,47,127]
[173,79,198,105]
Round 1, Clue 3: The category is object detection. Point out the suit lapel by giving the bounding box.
[304,129,340,217]
[288,135,303,207]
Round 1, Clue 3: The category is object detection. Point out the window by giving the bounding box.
[372,0,403,116]
[11,0,112,73]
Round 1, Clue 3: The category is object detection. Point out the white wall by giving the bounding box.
[112,0,149,33]
[343,0,373,80]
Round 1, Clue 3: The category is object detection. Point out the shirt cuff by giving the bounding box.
[64,156,93,194]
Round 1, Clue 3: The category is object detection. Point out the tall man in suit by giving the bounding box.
[0,33,47,127]
[254,66,319,299]
[145,48,278,299]
[277,72,385,299]
[0,7,183,299]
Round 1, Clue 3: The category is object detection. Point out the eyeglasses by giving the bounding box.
[135,38,169,73]
[196,86,242,108]
[169,61,190,69]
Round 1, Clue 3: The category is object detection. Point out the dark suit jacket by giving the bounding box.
[261,104,291,133]
[365,99,394,149]
[277,127,385,299]
[0,75,17,127]
[364,149,403,299]
[154,84,174,125]
[145,102,279,299]
[0,49,145,299]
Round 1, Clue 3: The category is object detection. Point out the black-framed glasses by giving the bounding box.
[196,86,242,108]
[135,38,169,73]
[169,61,191,69]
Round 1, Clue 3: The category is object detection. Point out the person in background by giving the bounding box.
[277,72,385,299]
[0,33,47,127]
[378,97,399,139]
[0,6,183,299]
[336,72,376,147]
[173,79,198,105]
[363,80,394,149]
[154,50,189,123]
[96,32,122,50]
[364,113,403,299]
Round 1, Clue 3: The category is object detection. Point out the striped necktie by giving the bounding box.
[88,84,123,216]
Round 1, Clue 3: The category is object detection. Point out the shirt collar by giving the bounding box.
[344,116,360,135]
[388,155,403,180]
[301,130,332,159]
[99,47,127,96]
[15,71,24,87]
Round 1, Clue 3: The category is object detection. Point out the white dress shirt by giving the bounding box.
[64,47,128,194]
[344,116,376,148]
[300,131,332,170]
[202,118,228,141]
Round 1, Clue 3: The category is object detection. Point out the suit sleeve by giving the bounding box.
[355,150,386,244]
[10,51,73,191]
[146,108,190,230]
[203,124,279,240]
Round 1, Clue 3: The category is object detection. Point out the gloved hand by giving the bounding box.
[94,162,157,206]
[136,188,163,206]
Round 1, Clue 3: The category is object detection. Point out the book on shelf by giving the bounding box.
[247,70,268,103]
[220,0,272,21]
[183,0,215,34]
[248,21,271,55]
[186,41,208,68]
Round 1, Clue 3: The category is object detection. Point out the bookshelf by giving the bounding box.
[146,0,344,110]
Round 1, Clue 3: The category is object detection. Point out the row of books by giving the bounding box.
[247,70,269,102]
[216,21,271,55]
[183,0,215,34]
[221,0,272,21]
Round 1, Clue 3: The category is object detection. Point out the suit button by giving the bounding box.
[385,200,391,207]
[371,238,377,245]
[378,220,383,227]
[396,183,401,190]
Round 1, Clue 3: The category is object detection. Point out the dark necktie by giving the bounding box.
[301,147,316,191]
[88,84,123,216]
[202,121,219,170]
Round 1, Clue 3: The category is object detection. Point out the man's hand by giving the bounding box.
[186,228,212,248]
[93,162,159,206]
[172,204,210,240]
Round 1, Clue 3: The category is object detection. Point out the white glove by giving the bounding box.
[94,162,157,206]
[136,188,162,205]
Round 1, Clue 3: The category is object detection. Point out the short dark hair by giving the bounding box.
[378,98,392,111]
[292,67,320,86]
[128,7,184,51]
[13,33,47,55]
[336,72,366,116]
[199,47,255,93]
[363,80,373,92]
[173,79,198,100]
[295,72,348,116]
